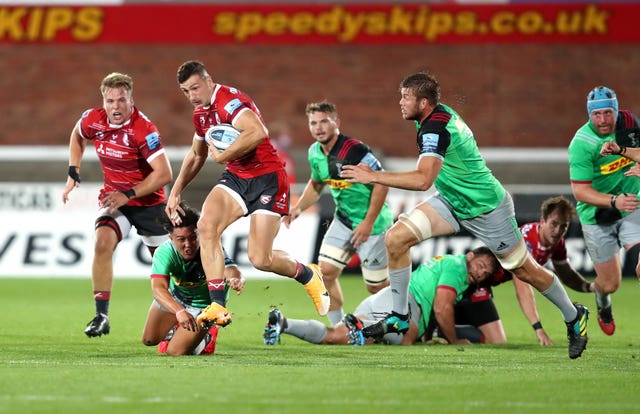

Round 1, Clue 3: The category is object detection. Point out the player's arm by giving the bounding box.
[552,261,594,293]
[512,276,553,346]
[215,109,268,163]
[129,152,173,198]
[433,286,470,345]
[283,179,324,227]
[601,138,640,162]
[341,155,442,191]
[150,275,198,332]
[167,137,208,220]
[571,182,638,213]
[62,123,86,203]
[400,321,420,345]
[104,151,173,211]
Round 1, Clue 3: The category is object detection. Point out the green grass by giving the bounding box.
[1,276,639,414]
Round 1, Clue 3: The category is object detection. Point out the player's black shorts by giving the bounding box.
[217,169,290,216]
[96,203,167,236]
[454,286,500,327]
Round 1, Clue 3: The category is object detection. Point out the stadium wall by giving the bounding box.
[1,3,639,157]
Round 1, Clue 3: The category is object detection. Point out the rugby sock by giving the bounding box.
[93,291,110,315]
[284,319,327,344]
[207,279,226,306]
[293,262,313,285]
[541,275,578,322]
[595,288,612,309]
[389,266,412,316]
[327,309,344,326]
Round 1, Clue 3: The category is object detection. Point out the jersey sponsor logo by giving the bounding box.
[600,156,634,174]
[360,152,382,171]
[260,195,272,204]
[420,132,439,153]
[224,98,243,115]
[145,131,160,150]
[324,178,352,189]
[275,192,287,210]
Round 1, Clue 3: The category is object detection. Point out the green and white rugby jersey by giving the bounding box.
[308,133,393,234]
[416,104,505,219]
[569,119,640,225]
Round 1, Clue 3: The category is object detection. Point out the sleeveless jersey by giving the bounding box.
[409,254,470,336]
[150,240,233,308]
[192,84,284,178]
[308,134,393,234]
[568,109,640,225]
[416,104,505,219]
[77,107,166,207]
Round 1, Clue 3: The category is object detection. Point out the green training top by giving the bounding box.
[308,133,393,234]
[409,254,471,337]
[568,119,640,225]
[150,240,230,308]
[416,104,505,219]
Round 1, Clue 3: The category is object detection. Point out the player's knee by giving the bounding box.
[94,236,117,256]
[318,262,342,284]
[248,251,273,271]
[196,216,222,241]
[596,277,620,294]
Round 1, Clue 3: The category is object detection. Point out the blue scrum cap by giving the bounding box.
[587,86,618,115]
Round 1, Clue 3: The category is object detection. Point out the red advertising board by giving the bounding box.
[0,3,637,44]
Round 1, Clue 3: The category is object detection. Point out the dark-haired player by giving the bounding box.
[264,246,498,346]
[166,60,329,329]
[340,72,589,359]
[141,202,243,356]
[283,101,393,326]
[62,72,173,338]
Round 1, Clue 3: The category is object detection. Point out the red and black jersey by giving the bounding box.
[192,84,284,179]
[77,107,167,207]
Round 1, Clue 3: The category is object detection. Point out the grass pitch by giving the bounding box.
[1,276,639,414]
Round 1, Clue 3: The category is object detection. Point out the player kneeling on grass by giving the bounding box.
[141,202,244,356]
[263,246,498,346]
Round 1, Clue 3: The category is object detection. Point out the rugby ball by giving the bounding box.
[205,124,240,151]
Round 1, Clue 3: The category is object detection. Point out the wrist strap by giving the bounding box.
[175,308,187,317]
[68,166,81,184]
[532,321,543,331]
[122,189,136,199]
[610,194,618,209]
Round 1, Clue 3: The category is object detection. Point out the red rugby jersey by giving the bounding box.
[77,107,167,207]
[192,84,284,178]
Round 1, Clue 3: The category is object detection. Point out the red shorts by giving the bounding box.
[217,169,290,216]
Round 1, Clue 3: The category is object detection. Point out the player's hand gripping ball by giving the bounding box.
[205,124,240,151]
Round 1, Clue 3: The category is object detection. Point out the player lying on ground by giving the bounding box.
[141,202,243,356]
[263,246,498,346]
